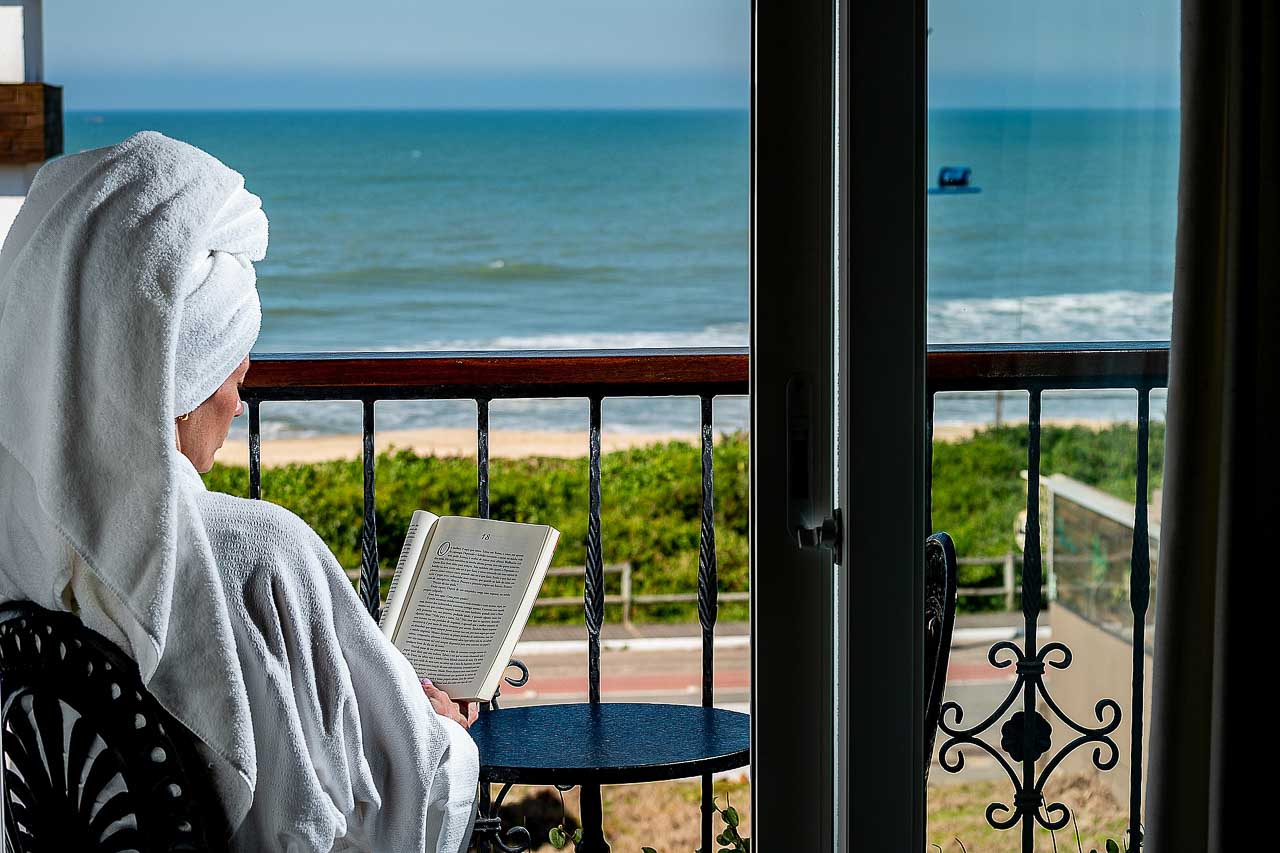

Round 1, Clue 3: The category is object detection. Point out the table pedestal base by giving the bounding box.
[574,784,610,852]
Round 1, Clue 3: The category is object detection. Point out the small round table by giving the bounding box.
[470,702,750,852]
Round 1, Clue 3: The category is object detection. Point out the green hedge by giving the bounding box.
[202,423,1160,623]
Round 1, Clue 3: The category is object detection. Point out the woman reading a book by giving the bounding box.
[0,132,479,852]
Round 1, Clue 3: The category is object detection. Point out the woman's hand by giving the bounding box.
[421,679,479,729]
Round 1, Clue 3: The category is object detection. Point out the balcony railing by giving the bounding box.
[241,347,747,852]
[239,341,1169,852]
[928,341,1168,851]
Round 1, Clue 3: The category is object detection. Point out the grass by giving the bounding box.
[487,776,751,853]
[927,774,1128,852]
[483,772,1126,853]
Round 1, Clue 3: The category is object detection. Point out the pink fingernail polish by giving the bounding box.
[421,678,433,687]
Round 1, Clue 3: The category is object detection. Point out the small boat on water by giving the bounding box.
[927,166,982,195]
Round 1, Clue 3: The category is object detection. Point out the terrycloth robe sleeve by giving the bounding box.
[196,483,479,852]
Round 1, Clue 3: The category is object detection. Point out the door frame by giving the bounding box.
[749,0,837,847]
[836,0,929,849]
[750,0,927,848]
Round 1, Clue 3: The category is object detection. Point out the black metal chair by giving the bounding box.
[0,602,227,852]
[924,531,959,783]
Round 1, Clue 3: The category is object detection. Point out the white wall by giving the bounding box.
[0,0,44,241]
[0,6,26,82]
[0,0,42,83]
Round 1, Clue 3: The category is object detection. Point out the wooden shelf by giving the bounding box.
[0,83,62,165]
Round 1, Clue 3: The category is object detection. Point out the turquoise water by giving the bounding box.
[68,111,750,354]
[64,109,1177,434]
[927,109,1177,342]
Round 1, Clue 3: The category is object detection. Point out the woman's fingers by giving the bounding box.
[421,680,475,729]
[421,681,449,713]
[452,700,478,729]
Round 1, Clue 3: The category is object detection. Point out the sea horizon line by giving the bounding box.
[63,105,1180,115]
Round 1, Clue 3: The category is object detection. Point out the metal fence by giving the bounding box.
[957,553,1020,611]
[345,560,753,628]
[350,551,1018,629]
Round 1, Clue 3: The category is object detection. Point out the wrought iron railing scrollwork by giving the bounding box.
[696,394,719,848]
[937,641,1122,836]
[929,343,1167,851]
[472,396,546,852]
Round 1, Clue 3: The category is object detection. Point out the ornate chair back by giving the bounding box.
[924,531,959,783]
[0,602,227,852]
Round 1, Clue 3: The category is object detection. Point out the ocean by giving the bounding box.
[65,109,1178,437]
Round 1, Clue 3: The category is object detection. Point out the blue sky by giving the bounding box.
[44,0,1177,110]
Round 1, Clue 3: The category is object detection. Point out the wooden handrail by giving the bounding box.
[927,341,1170,392]
[242,348,750,401]
[241,341,1171,401]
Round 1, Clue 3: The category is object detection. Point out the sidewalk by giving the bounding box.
[520,620,751,643]
[514,612,1042,658]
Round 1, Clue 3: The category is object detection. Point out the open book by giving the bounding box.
[379,510,560,701]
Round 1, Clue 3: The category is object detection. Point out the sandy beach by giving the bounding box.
[214,418,1123,468]
[216,427,702,467]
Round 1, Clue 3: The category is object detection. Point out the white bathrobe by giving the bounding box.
[0,131,478,850]
[183,457,478,852]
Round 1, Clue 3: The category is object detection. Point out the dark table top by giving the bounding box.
[470,702,750,785]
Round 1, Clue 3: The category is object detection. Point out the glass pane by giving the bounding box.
[926,2,1177,851]
[928,1,1179,346]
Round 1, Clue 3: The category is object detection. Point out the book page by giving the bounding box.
[379,510,438,639]
[392,516,555,700]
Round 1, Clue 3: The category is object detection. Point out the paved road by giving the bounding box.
[497,622,1029,782]
[501,639,751,709]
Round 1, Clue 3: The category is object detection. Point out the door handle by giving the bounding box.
[786,375,843,562]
